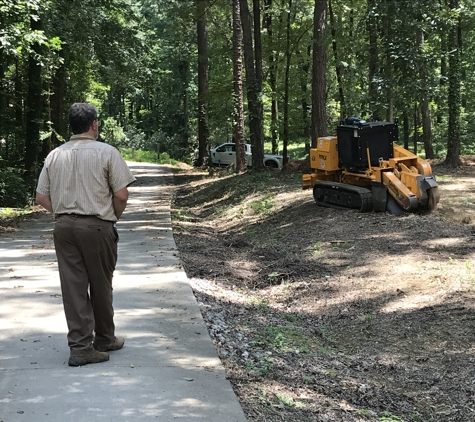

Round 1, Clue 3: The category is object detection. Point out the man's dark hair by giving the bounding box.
[69,103,98,135]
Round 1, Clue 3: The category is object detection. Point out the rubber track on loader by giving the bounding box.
[313,181,373,212]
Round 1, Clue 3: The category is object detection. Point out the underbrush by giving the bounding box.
[120,148,186,166]
[0,167,32,208]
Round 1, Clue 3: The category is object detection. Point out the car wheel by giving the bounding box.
[265,160,278,168]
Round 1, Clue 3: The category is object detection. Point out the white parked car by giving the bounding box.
[194,143,285,169]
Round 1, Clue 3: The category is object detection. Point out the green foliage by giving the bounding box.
[249,296,269,314]
[318,324,336,343]
[276,393,304,408]
[120,148,179,166]
[245,357,274,376]
[379,411,406,422]
[101,117,127,148]
[248,196,275,215]
[409,412,422,421]
[303,375,315,385]
[2,0,475,180]
[0,167,31,207]
[123,128,148,151]
[254,325,312,354]
[0,207,33,218]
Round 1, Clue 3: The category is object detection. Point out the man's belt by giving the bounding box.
[58,214,96,218]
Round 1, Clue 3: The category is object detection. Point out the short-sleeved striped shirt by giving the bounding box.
[36,135,136,222]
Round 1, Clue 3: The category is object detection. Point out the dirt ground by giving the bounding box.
[170,157,475,422]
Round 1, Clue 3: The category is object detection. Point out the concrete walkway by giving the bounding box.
[0,163,247,422]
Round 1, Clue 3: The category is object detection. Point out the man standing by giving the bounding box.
[36,103,136,366]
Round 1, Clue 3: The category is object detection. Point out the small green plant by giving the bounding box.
[331,241,350,249]
[364,313,375,323]
[250,296,269,313]
[303,375,315,384]
[319,324,335,342]
[0,207,14,217]
[409,412,422,421]
[461,197,474,205]
[269,329,285,349]
[312,241,325,257]
[248,197,275,214]
[312,241,323,250]
[379,411,405,422]
[267,271,281,283]
[318,346,336,356]
[322,368,338,377]
[173,208,193,221]
[0,207,32,219]
[282,280,293,291]
[466,260,472,275]
[246,357,274,376]
[276,393,304,408]
[356,409,374,416]
[254,326,312,353]
[215,204,232,215]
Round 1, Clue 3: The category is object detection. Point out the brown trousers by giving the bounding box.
[53,215,118,355]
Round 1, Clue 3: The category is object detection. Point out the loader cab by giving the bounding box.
[337,118,398,171]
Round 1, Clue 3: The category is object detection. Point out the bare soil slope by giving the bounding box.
[171,157,475,422]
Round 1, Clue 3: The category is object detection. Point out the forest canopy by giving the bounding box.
[0,0,472,206]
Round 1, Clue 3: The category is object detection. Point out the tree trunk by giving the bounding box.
[253,0,265,148]
[384,1,393,122]
[329,0,345,120]
[301,45,311,153]
[416,27,434,158]
[180,60,190,152]
[0,16,5,156]
[420,98,433,158]
[367,0,379,119]
[24,16,43,181]
[197,0,209,167]
[437,33,447,125]
[239,0,264,169]
[311,0,327,148]
[403,110,409,150]
[232,0,246,172]
[445,0,462,166]
[51,48,67,149]
[264,0,279,155]
[282,0,293,165]
[413,103,419,155]
[14,58,24,163]
[182,61,190,151]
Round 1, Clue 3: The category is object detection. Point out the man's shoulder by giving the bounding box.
[58,139,118,152]
[89,141,118,153]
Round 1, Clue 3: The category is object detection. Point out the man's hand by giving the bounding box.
[35,193,53,213]
[113,187,129,219]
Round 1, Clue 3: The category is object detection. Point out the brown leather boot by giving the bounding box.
[68,349,109,367]
[94,336,125,352]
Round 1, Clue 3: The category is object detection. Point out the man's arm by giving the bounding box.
[35,192,53,213]
[113,187,129,220]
